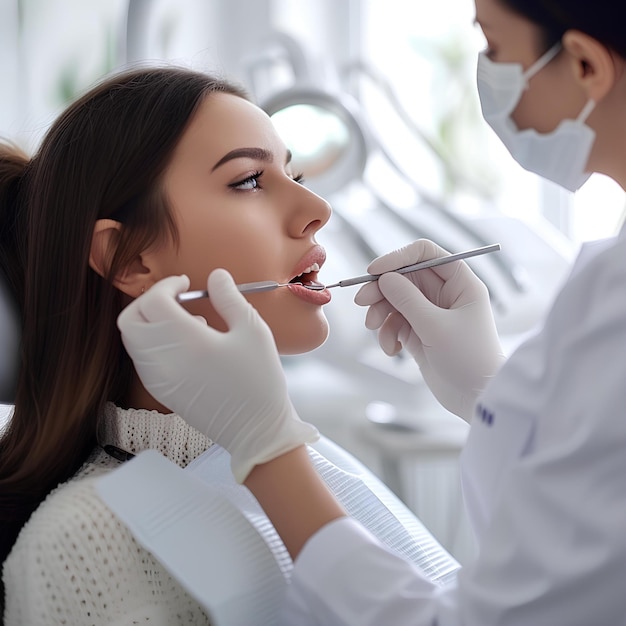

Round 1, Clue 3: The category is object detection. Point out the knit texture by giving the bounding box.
[3,403,214,625]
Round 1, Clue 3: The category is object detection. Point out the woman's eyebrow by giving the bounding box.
[211,147,292,172]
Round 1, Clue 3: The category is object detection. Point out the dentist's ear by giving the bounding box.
[89,219,151,298]
[562,30,618,102]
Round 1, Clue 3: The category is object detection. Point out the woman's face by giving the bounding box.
[474,0,587,132]
[152,92,333,355]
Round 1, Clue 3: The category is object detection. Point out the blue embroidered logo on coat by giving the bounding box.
[476,403,494,426]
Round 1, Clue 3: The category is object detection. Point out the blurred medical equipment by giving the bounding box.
[175,243,501,302]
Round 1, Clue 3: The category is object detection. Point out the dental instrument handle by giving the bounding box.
[174,244,502,302]
[176,280,285,303]
[325,243,501,289]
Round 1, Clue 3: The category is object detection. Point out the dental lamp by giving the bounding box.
[263,86,368,199]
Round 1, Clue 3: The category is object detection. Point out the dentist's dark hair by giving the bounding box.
[500,1,626,57]
[0,67,247,582]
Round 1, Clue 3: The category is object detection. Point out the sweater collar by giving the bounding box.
[98,402,213,468]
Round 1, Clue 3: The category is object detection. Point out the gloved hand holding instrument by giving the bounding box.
[117,269,319,484]
[354,239,507,421]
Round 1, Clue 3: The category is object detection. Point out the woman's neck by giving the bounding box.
[122,371,173,414]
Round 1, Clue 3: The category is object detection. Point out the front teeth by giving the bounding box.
[300,262,320,275]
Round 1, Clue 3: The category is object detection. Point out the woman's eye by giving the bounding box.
[230,171,263,190]
[292,172,305,184]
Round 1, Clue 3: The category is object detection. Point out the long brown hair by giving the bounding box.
[0,67,247,572]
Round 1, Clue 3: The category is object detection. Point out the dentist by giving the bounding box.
[118,0,626,623]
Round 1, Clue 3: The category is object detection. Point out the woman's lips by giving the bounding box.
[290,246,326,282]
[286,282,331,305]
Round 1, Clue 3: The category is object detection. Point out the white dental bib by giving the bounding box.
[96,436,460,625]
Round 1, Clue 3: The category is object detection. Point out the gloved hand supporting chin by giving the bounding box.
[355,239,506,421]
[117,269,319,483]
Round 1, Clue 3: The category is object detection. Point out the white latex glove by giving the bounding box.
[117,270,319,483]
[354,239,506,421]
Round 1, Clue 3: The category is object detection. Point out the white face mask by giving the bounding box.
[477,43,596,192]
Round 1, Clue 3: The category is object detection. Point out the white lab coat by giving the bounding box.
[281,223,626,625]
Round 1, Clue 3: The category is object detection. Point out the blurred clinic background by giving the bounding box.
[1,0,625,565]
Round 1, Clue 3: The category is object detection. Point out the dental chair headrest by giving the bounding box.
[0,269,19,404]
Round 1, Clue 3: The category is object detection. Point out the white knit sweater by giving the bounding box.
[3,403,214,625]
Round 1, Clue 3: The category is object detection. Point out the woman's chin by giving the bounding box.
[275,321,330,356]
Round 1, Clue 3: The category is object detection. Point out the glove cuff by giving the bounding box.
[231,420,320,484]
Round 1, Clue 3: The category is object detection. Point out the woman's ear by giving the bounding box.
[90,219,150,298]
[563,30,618,103]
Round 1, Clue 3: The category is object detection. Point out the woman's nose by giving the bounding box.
[288,184,332,238]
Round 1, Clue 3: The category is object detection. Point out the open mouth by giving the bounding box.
[289,262,325,289]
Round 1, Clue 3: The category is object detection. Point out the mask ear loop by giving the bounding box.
[523,42,563,86]
[522,42,596,124]
[577,99,596,123]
